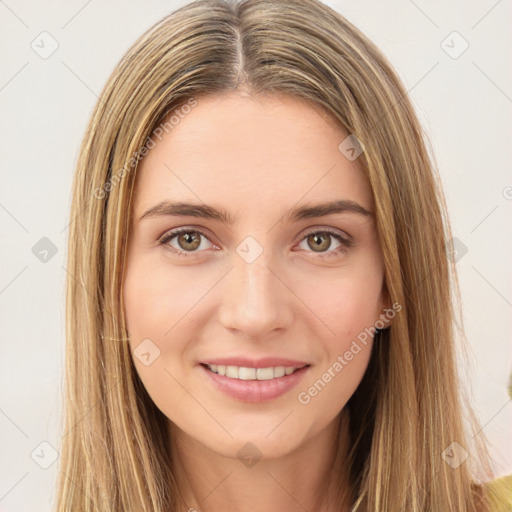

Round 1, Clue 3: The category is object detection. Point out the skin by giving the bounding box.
[123,90,390,512]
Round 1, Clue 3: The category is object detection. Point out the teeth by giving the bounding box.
[206,364,303,380]
[256,367,274,380]
[239,367,256,380]
[274,366,285,378]
[226,365,238,378]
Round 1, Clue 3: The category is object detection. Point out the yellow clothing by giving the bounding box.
[486,474,512,512]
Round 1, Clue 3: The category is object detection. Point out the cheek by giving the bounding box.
[295,282,378,413]
[294,258,384,343]
[307,346,372,415]
[122,255,226,403]
[123,255,215,341]
[122,259,196,412]
[292,254,383,406]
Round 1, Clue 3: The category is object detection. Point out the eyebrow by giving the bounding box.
[138,199,373,224]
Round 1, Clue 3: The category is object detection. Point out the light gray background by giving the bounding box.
[1,1,511,510]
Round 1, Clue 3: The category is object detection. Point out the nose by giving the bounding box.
[217,255,294,340]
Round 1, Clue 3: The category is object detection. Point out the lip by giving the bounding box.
[199,363,311,403]
[200,357,309,369]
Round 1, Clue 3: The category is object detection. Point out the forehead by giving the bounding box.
[133,92,373,218]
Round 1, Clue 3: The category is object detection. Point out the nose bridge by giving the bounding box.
[217,247,292,338]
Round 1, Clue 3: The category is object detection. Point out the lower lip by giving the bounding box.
[199,364,310,403]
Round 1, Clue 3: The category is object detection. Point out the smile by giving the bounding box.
[204,363,307,380]
[200,363,311,403]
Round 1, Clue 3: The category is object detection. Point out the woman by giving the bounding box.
[55,0,511,510]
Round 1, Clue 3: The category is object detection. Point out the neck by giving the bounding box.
[169,408,353,512]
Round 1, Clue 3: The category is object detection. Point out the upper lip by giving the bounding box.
[201,357,310,369]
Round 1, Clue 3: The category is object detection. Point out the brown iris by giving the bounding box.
[307,233,331,252]
[177,231,201,251]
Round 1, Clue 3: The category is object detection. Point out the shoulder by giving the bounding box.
[485,474,512,512]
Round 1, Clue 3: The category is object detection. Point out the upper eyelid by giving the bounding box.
[158,227,216,245]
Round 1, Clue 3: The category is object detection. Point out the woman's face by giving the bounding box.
[123,92,388,459]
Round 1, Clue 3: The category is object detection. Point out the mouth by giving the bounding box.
[199,362,311,403]
[201,363,309,381]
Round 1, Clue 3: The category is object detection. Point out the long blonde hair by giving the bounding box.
[56,0,495,510]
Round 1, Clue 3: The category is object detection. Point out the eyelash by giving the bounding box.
[158,227,353,259]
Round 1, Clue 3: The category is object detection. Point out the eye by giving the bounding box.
[158,227,352,259]
[296,229,352,258]
[158,228,215,257]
